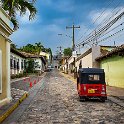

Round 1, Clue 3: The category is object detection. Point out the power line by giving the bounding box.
[76,0,122,45]
[76,0,118,43]
[76,6,124,48]
[97,27,124,44]
[98,21,124,39]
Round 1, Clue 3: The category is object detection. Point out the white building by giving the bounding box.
[10,47,26,75]
[20,51,46,73]
[10,48,46,75]
[67,46,116,73]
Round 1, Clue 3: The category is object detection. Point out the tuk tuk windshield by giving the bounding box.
[81,73,105,84]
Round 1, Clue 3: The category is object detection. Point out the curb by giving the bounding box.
[60,72,76,83]
[0,73,46,123]
[11,77,29,83]
[0,93,29,123]
[108,96,124,108]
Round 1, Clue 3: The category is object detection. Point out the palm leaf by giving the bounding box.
[1,0,37,30]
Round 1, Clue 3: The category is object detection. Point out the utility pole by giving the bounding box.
[57,46,62,54]
[66,24,80,78]
[66,24,80,51]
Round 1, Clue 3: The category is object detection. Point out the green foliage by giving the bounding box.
[11,73,27,79]
[1,0,37,30]
[24,58,40,73]
[25,59,35,73]
[63,47,72,56]
[19,42,52,56]
[11,43,17,49]
[20,43,37,54]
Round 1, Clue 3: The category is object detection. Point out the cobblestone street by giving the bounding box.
[3,70,124,124]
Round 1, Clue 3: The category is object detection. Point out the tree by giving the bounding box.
[1,0,37,30]
[11,43,17,49]
[19,42,51,55]
[20,44,36,53]
[63,48,72,56]
[35,42,45,55]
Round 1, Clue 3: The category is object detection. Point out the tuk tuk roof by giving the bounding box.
[78,68,104,73]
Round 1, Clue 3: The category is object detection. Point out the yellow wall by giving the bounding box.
[0,35,7,100]
[100,55,124,88]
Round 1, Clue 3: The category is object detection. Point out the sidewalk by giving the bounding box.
[60,72,124,103]
[0,73,46,123]
[11,76,29,83]
[107,86,124,101]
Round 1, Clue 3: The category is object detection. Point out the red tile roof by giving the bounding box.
[96,44,124,61]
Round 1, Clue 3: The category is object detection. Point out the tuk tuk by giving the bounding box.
[77,68,107,102]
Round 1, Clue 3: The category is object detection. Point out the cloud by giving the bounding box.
[17,10,40,25]
[74,7,124,51]
[89,9,113,26]
[10,23,72,54]
[10,0,124,55]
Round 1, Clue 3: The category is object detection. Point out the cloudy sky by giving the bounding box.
[10,0,124,54]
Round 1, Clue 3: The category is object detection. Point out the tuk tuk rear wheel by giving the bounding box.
[100,98,105,102]
[79,96,85,102]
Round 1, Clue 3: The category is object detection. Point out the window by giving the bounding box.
[24,60,26,69]
[14,59,17,69]
[88,75,100,81]
[17,59,19,70]
[0,50,2,93]
[10,55,14,68]
[21,60,23,69]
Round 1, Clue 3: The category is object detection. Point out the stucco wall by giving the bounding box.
[92,46,101,68]
[100,55,124,88]
[10,52,25,75]
[81,53,92,68]
[0,35,7,100]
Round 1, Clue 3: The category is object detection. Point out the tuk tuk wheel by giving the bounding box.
[100,98,105,102]
[79,96,85,102]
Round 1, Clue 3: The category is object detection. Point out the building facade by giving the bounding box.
[10,48,26,75]
[96,45,124,88]
[0,7,13,106]
[75,46,116,71]
[20,52,46,73]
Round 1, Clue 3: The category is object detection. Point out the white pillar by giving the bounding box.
[6,41,12,100]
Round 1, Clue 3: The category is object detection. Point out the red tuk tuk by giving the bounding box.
[77,68,107,102]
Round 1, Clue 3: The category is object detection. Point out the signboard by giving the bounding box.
[72,51,77,58]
